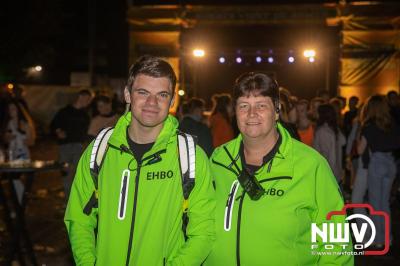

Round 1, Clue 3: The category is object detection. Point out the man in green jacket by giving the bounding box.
[65,56,215,265]
[204,72,354,265]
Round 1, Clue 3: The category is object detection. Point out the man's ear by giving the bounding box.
[124,87,131,104]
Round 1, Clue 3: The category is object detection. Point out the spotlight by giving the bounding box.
[256,56,262,63]
[219,57,226,64]
[236,57,242,64]
[303,49,316,58]
[193,49,205,57]
[7,83,14,90]
[34,65,42,72]
[267,57,274,63]
[288,56,295,63]
[178,90,185,96]
[308,57,315,63]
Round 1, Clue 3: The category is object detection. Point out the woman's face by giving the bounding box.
[8,103,18,119]
[235,94,277,140]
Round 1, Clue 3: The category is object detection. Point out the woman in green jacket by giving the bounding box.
[204,72,354,266]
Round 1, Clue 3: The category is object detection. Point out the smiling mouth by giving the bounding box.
[142,109,158,113]
[142,109,159,114]
[246,122,260,125]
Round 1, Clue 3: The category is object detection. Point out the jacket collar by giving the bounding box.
[213,122,294,177]
[108,112,178,154]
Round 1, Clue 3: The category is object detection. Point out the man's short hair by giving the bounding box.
[126,55,177,92]
[233,71,279,106]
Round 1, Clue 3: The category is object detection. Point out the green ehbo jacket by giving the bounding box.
[204,123,354,266]
[65,113,215,266]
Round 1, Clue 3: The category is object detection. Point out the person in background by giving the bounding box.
[2,101,35,160]
[387,90,400,124]
[87,95,119,138]
[278,87,300,140]
[50,89,93,200]
[204,71,353,265]
[348,108,369,233]
[296,99,314,146]
[313,104,346,184]
[386,91,400,203]
[179,97,213,157]
[11,85,30,113]
[175,100,189,122]
[308,97,324,123]
[1,100,36,202]
[358,95,400,249]
[209,93,234,147]
[329,97,344,129]
[343,96,359,137]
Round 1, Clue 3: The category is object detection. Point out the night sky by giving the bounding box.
[2,0,127,84]
[2,0,346,99]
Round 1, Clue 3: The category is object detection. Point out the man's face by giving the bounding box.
[235,94,277,139]
[124,74,174,128]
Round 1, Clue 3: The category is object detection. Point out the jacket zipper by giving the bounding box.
[118,170,130,220]
[236,192,245,266]
[224,180,239,231]
[125,162,141,266]
[122,147,166,266]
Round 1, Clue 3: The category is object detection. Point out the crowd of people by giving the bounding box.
[1,55,400,264]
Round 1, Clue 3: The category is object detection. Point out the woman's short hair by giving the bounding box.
[233,71,279,106]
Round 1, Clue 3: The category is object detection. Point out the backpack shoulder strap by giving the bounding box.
[177,131,197,200]
[83,127,114,215]
[177,131,197,238]
[89,127,114,183]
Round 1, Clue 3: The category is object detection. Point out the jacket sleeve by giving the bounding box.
[313,159,354,265]
[64,142,98,266]
[168,147,216,266]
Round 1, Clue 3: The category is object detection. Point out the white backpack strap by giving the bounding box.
[90,127,114,176]
[178,132,197,199]
[84,127,113,215]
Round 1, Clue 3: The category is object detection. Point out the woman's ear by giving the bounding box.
[124,87,131,104]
